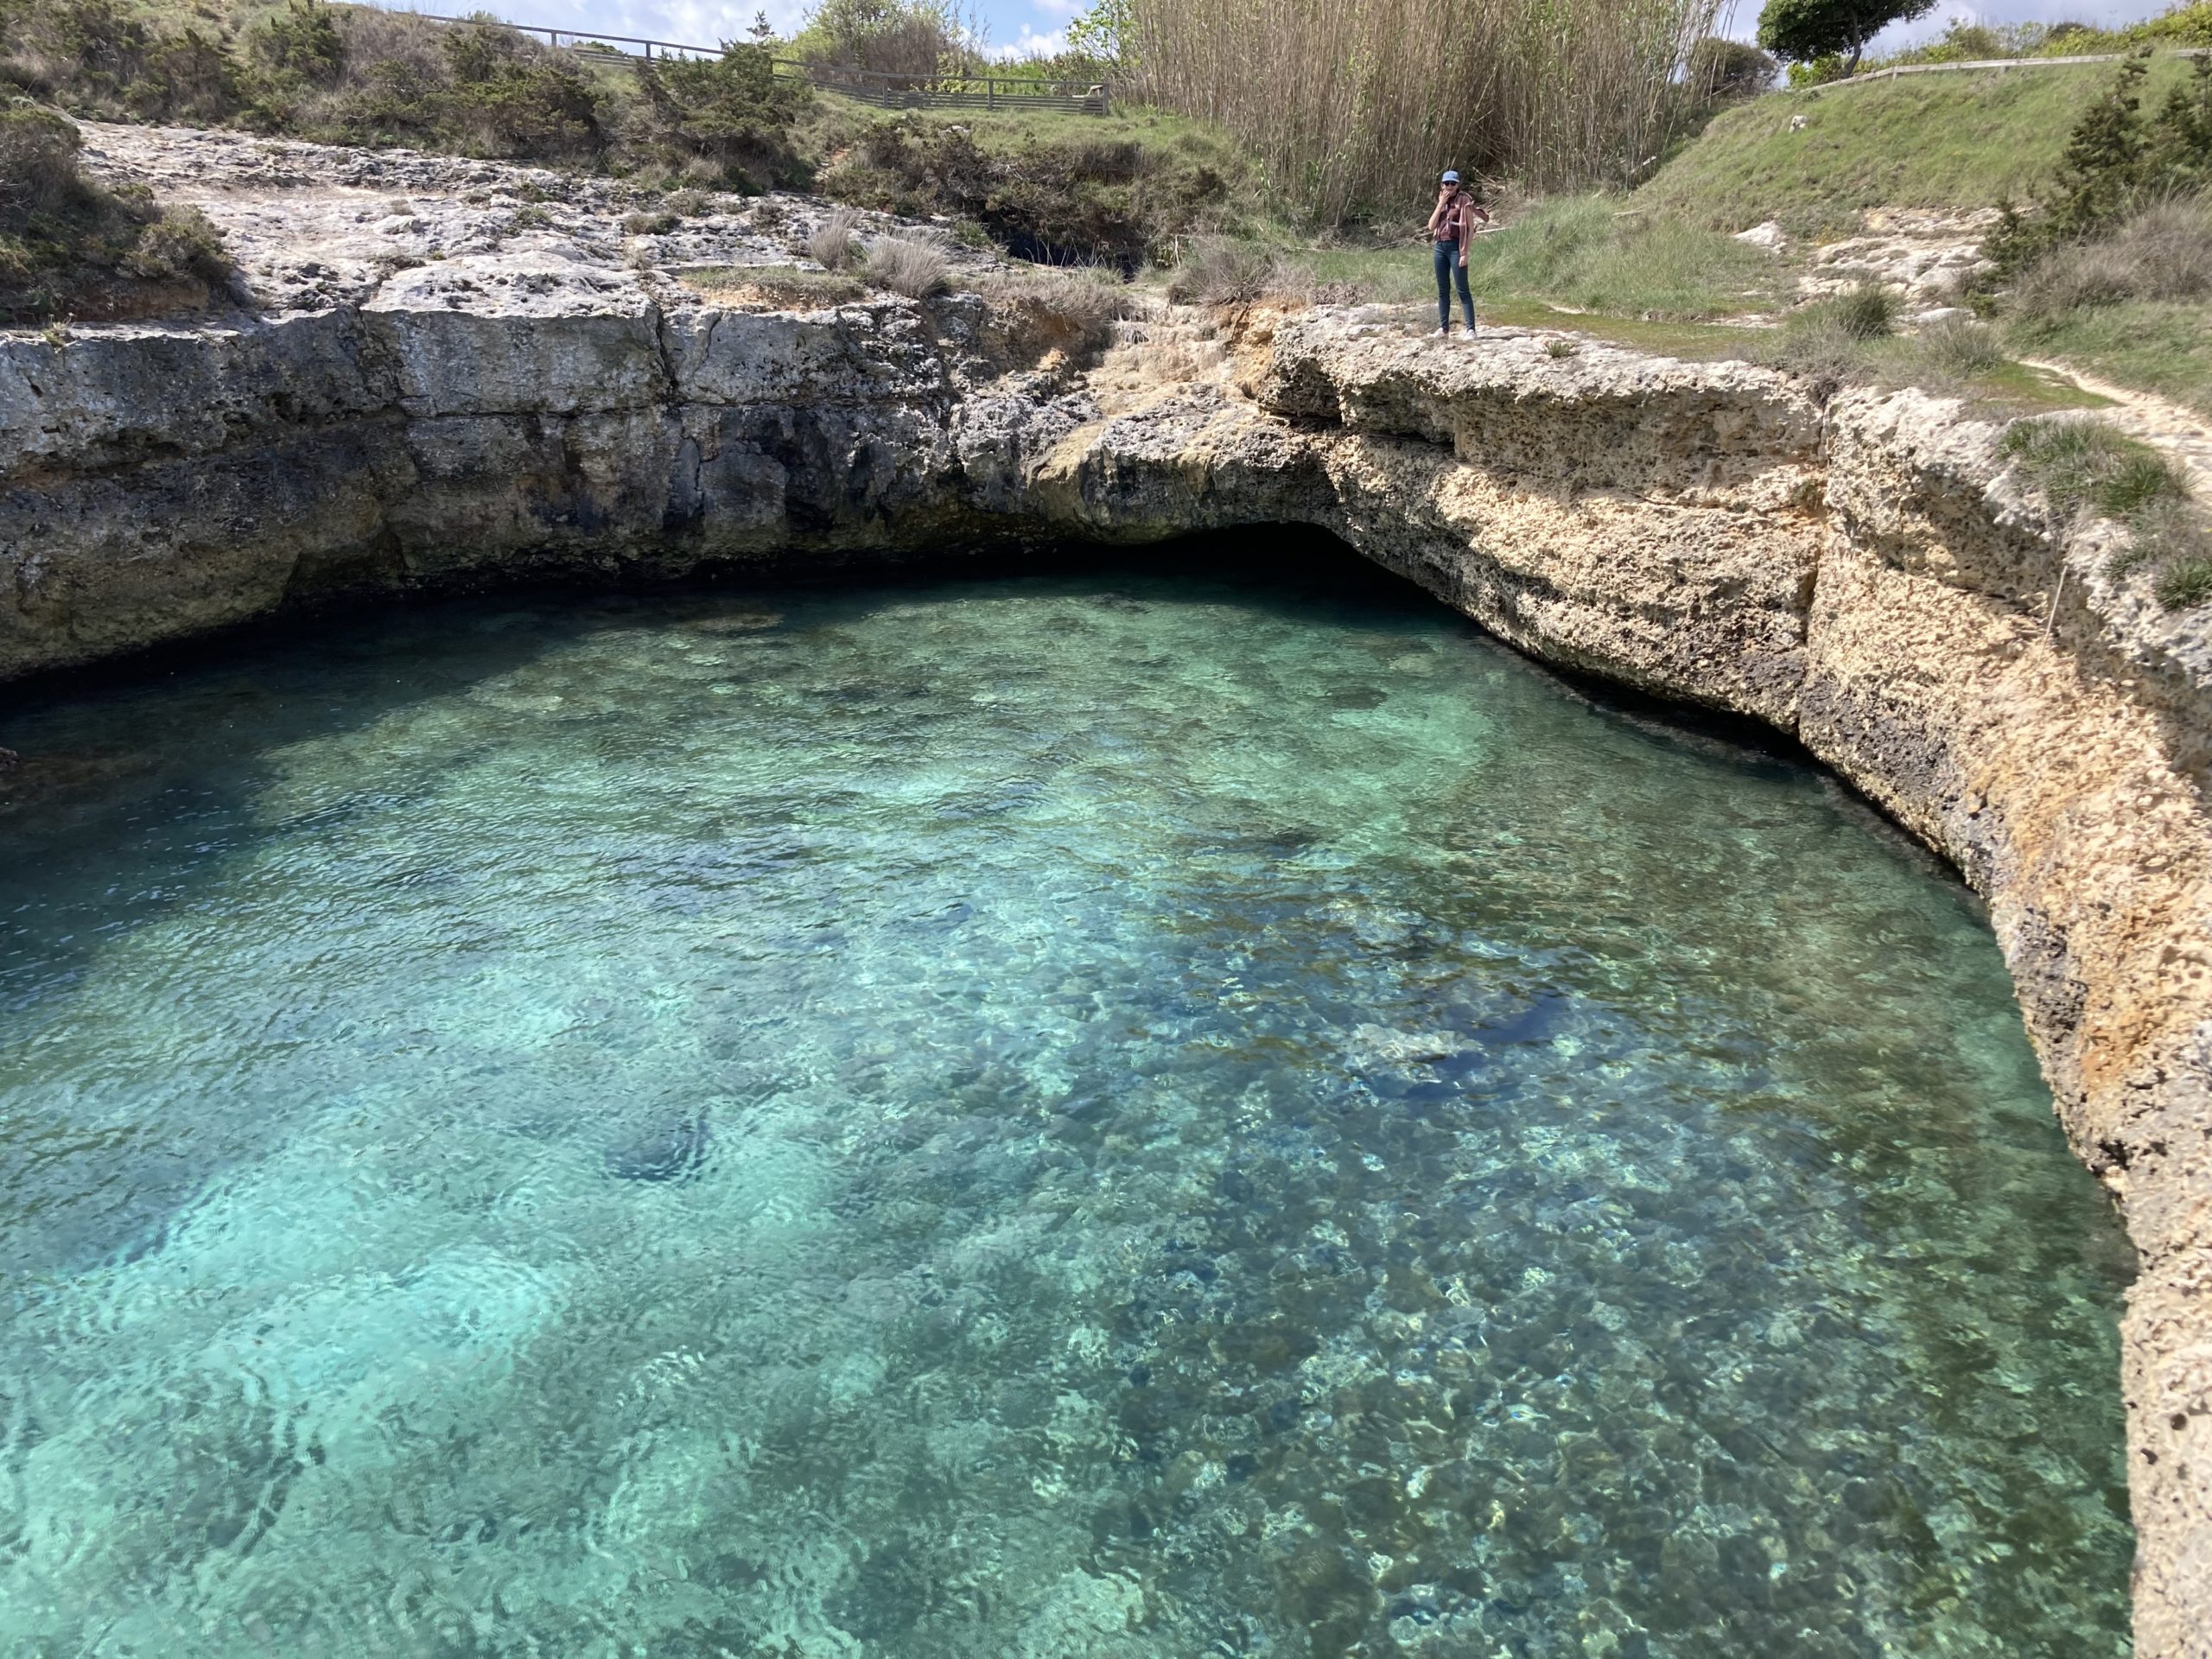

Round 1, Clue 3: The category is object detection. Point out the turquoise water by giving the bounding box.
[0,550,2133,1656]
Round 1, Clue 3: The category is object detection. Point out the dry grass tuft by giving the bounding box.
[977,264,1134,348]
[2012,194,2212,319]
[861,232,948,298]
[807,207,861,270]
[1916,315,2005,377]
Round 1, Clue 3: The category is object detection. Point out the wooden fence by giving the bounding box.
[334,5,1109,112]
[1827,47,2209,90]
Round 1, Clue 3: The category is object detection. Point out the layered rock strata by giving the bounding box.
[5,134,2212,1655]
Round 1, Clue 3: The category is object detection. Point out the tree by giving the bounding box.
[1687,37,1778,102]
[1756,0,1937,76]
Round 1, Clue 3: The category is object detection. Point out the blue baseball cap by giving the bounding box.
[1440,169,1460,184]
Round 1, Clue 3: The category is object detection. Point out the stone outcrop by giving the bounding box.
[8,124,2212,1657]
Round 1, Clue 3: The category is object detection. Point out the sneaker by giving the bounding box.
[1433,326,1450,337]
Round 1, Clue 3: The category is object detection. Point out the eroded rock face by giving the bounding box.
[6,128,2212,1656]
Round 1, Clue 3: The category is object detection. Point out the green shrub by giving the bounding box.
[1987,53,2212,274]
[0,0,245,124]
[1829,282,1899,339]
[1688,38,1778,103]
[0,99,230,321]
[1916,313,2004,374]
[0,97,85,225]
[122,204,229,283]
[627,42,810,190]
[789,0,954,84]
[818,113,1237,268]
[247,0,345,88]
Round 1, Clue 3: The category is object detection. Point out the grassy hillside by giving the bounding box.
[1637,56,2202,235]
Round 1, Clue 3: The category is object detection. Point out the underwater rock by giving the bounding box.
[603,1111,711,1183]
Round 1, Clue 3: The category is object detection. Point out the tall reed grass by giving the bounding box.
[1128,0,1725,220]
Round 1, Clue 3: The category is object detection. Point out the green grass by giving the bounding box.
[1997,416,2212,608]
[2004,300,2212,419]
[1276,196,1782,321]
[1999,417,2190,517]
[1636,57,2204,237]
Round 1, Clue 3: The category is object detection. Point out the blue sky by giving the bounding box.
[389,0,2177,63]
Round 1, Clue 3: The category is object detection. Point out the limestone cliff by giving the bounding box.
[6,124,2212,1657]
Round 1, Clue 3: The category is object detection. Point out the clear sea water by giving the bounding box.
[0,549,2134,1657]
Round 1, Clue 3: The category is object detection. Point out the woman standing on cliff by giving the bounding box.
[1427,171,1489,338]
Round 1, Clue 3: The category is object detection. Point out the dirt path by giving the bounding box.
[2022,357,2212,494]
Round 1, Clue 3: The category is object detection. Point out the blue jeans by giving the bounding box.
[1434,240,1475,330]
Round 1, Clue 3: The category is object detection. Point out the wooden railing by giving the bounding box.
[1827,46,2209,89]
[334,5,1110,111]
[788,63,1109,113]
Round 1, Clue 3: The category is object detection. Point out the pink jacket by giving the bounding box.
[1427,189,1489,257]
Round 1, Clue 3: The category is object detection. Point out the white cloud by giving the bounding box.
[1722,0,2169,46]
[991,24,1068,58]
[378,0,808,48]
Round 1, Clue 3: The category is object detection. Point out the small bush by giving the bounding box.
[623,209,679,235]
[861,232,947,297]
[121,204,229,283]
[248,0,346,88]
[2011,193,2212,317]
[664,188,712,217]
[1915,313,2005,375]
[1757,308,1874,397]
[977,264,1132,351]
[0,98,84,223]
[790,0,952,86]
[626,42,809,191]
[1166,237,1278,306]
[1986,53,2212,275]
[1829,283,1899,340]
[817,113,1248,270]
[1545,336,1581,359]
[0,100,229,320]
[2156,550,2212,607]
[808,206,860,268]
[1687,38,1777,104]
